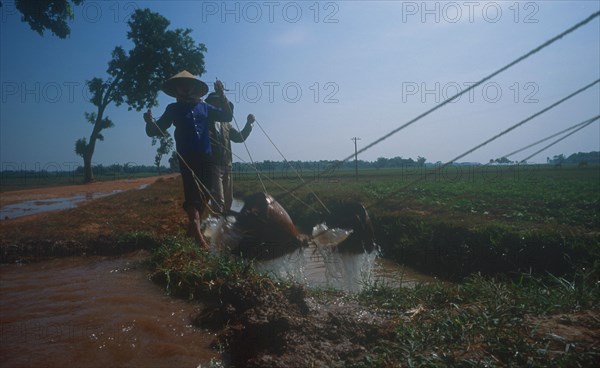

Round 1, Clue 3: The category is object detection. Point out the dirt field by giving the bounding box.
[1,175,598,367]
[0,175,177,207]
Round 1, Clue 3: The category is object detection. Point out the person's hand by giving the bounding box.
[247,114,255,125]
[214,80,226,95]
[143,109,153,124]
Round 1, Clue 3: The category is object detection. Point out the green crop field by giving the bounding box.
[232,163,600,280]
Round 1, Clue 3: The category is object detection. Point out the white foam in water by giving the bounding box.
[202,215,243,254]
[201,218,380,292]
[311,223,353,247]
[254,248,308,285]
[310,223,380,291]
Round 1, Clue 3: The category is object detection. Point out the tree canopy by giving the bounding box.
[75,8,207,182]
[13,0,84,38]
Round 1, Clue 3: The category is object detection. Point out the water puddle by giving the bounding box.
[204,215,439,292]
[0,184,150,220]
[253,242,438,292]
[0,251,218,368]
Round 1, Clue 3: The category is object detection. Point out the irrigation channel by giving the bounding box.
[0,195,437,366]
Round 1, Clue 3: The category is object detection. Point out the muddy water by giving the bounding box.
[255,245,439,292]
[205,215,439,292]
[0,251,218,368]
[0,196,437,366]
[0,191,123,220]
[0,184,151,220]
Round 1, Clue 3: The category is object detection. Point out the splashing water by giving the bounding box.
[202,219,381,292]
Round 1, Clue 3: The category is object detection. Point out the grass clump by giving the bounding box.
[356,270,600,367]
[146,236,257,300]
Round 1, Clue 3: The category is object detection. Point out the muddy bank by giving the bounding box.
[0,176,183,263]
[2,177,599,367]
[371,213,600,281]
[0,175,173,207]
[193,279,397,367]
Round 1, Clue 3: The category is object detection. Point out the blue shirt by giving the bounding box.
[147,100,233,155]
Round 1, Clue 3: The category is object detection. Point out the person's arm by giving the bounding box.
[144,105,173,137]
[208,80,233,122]
[230,114,255,143]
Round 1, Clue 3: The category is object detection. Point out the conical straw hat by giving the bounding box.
[161,70,208,98]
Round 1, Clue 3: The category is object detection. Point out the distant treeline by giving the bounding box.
[1,152,597,180]
[547,151,600,164]
[235,156,428,173]
[0,163,167,189]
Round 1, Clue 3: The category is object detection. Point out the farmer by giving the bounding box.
[205,89,255,215]
[143,70,233,249]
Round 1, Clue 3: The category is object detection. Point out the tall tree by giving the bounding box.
[152,134,174,175]
[74,8,206,182]
[13,0,84,38]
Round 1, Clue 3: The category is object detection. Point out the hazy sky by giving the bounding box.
[1,1,599,172]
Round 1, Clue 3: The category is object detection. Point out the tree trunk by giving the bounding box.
[83,152,94,183]
[82,106,106,183]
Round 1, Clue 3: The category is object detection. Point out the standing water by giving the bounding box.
[1,197,437,367]
[0,251,218,367]
[204,213,438,292]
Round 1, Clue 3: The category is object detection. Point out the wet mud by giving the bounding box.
[193,279,397,368]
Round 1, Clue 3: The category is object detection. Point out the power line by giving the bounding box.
[502,116,600,160]
[444,79,599,165]
[365,79,600,210]
[340,11,600,165]
[351,137,361,181]
[518,117,599,163]
[282,11,600,198]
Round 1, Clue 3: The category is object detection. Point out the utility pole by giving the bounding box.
[351,137,361,181]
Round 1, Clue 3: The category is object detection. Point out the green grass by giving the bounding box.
[231,164,599,280]
[234,164,599,228]
[145,235,264,300]
[355,270,600,367]
[139,164,600,366]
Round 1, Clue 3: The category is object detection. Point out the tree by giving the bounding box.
[75,109,114,179]
[552,154,566,164]
[152,134,174,175]
[374,157,387,169]
[168,151,180,172]
[493,157,512,164]
[12,0,84,38]
[74,8,206,182]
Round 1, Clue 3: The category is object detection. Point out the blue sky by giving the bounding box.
[1,1,599,172]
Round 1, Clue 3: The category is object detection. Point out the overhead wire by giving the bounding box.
[364,79,600,210]
[442,79,599,166]
[518,117,599,163]
[501,116,600,161]
[281,11,600,197]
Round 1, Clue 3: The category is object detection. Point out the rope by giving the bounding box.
[364,79,600,210]
[283,11,600,196]
[221,115,327,215]
[502,116,600,160]
[205,125,325,215]
[230,115,267,193]
[444,79,599,165]
[147,117,220,215]
[518,117,599,163]
[254,119,330,214]
[346,11,600,164]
